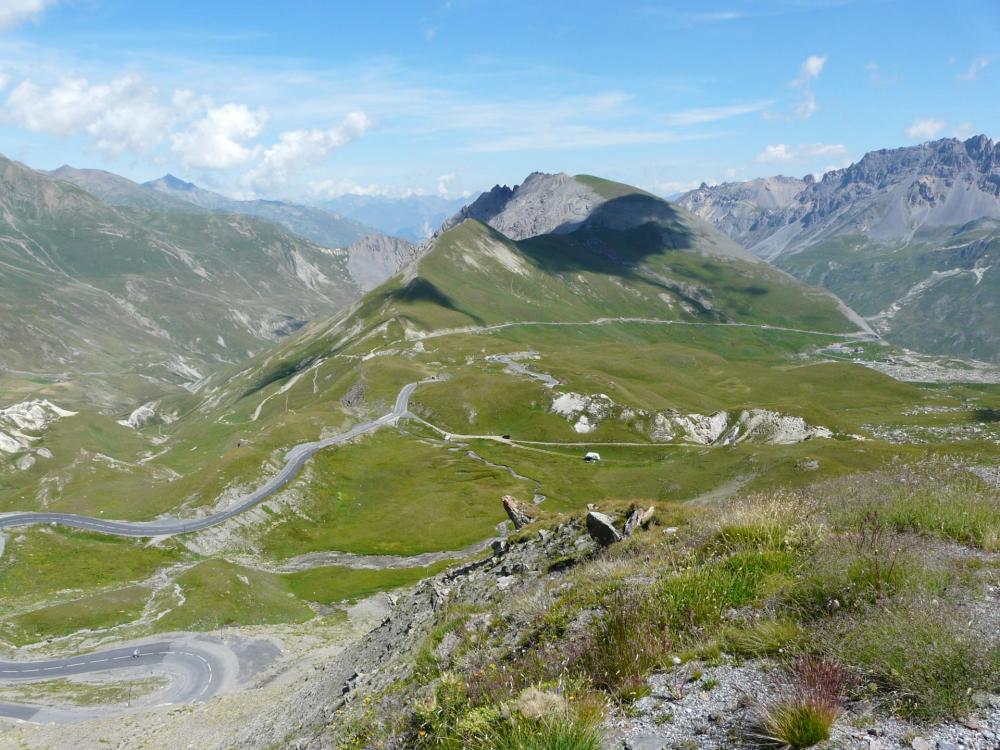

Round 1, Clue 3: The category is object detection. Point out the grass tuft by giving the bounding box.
[754,658,846,748]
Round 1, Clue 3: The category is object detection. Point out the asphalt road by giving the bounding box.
[0,641,225,722]
[0,379,429,539]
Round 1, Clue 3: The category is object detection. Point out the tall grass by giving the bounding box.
[829,603,1000,721]
[825,460,1000,551]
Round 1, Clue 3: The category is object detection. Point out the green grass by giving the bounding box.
[825,460,1000,551]
[829,604,1000,721]
[0,675,167,707]
[0,528,183,607]
[285,561,455,605]
[0,586,150,645]
[261,430,530,558]
[155,560,314,632]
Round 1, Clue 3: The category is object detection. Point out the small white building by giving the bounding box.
[584,451,601,462]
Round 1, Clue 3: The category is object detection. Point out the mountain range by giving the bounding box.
[0,158,423,414]
[677,135,1000,361]
[319,193,468,241]
[50,167,374,249]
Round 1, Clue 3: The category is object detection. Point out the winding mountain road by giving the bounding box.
[0,380,430,539]
[0,640,230,723]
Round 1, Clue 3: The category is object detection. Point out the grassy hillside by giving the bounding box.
[0,155,362,415]
[1,173,996,650]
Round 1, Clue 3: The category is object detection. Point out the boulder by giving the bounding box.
[587,511,622,546]
[502,495,533,529]
[623,505,655,537]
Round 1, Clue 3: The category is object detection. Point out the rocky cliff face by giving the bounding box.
[345,234,420,290]
[443,172,608,240]
[676,136,1000,361]
[678,135,1000,259]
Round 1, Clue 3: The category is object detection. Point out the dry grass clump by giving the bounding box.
[754,658,848,748]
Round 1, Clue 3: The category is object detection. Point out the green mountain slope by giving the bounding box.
[0,154,362,410]
[2,173,996,649]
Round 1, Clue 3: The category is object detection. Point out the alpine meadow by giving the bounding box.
[0,3,997,750]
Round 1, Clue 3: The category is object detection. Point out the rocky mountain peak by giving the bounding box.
[154,174,199,192]
[442,172,605,240]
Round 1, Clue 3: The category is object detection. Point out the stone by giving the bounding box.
[502,495,533,529]
[491,539,509,556]
[623,735,668,750]
[970,691,990,708]
[586,511,622,546]
[936,742,958,750]
[959,716,982,731]
[910,738,932,750]
[623,505,655,537]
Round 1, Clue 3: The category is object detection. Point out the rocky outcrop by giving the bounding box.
[442,172,606,240]
[344,234,420,290]
[0,400,76,462]
[586,511,623,546]
[550,391,834,445]
[502,495,534,529]
[623,505,655,537]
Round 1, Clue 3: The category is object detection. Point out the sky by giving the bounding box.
[0,0,997,202]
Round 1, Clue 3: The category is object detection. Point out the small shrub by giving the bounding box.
[486,716,603,750]
[757,699,837,748]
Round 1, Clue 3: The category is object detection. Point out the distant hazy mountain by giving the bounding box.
[320,193,467,241]
[143,174,374,248]
[48,166,203,213]
[51,167,375,249]
[677,135,1000,361]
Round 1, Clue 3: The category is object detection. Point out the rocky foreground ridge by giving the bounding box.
[219,462,1000,750]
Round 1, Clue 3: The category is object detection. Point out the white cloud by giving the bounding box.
[865,61,899,87]
[953,122,976,140]
[756,142,847,162]
[765,54,827,121]
[956,55,991,81]
[756,143,795,162]
[791,55,827,88]
[663,101,771,126]
[794,90,818,119]
[435,173,456,196]
[0,0,57,31]
[5,74,178,156]
[904,118,947,141]
[171,103,267,169]
[241,111,371,190]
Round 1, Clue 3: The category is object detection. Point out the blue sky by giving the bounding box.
[0,0,997,200]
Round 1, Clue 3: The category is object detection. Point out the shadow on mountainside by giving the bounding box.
[387,276,484,325]
[516,194,695,276]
